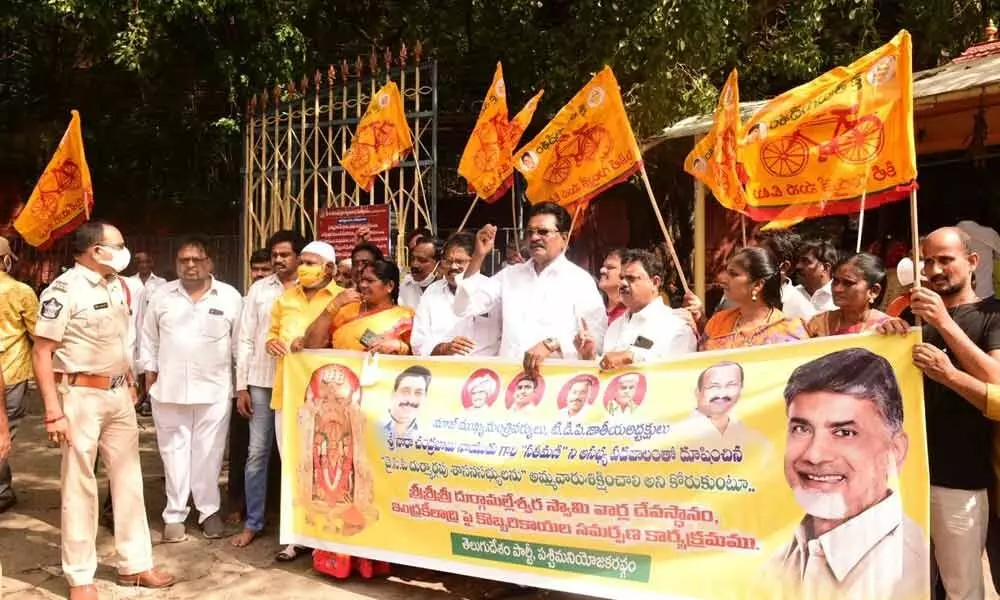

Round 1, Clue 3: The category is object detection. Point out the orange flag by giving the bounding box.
[740,30,916,223]
[342,81,413,192]
[683,70,746,213]
[458,64,543,203]
[15,110,94,250]
[514,66,642,207]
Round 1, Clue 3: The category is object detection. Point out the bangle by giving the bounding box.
[44,415,66,425]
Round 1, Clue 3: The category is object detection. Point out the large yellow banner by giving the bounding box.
[282,332,928,600]
[514,66,641,208]
[740,30,916,222]
[15,110,94,249]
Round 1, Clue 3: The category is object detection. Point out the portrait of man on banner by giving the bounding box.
[462,369,501,410]
[383,365,431,443]
[557,374,599,421]
[767,347,926,599]
[602,372,646,419]
[506,373,545,412]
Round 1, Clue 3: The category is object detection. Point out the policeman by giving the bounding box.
[31,221,174,600]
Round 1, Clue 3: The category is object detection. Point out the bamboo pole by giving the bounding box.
[458,197,479,232]
[856,190,868,253]
[638,164,691,294]
[511,186,520,243]
[693,178,706,301]
[566,203,584,246]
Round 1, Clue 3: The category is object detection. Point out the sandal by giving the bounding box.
[275,545,309,562]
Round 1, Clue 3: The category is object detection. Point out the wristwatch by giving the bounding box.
[542,337,559,352]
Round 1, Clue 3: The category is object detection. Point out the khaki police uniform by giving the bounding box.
[35,264,153,587]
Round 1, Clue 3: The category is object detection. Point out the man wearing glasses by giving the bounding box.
[32,222,174,599]
[412,232,500,357]
[140,237,242,543]
[454,202,607,376]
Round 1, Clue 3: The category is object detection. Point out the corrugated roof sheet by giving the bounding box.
[643,53,1000,148]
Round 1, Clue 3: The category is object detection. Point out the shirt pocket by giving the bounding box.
[86,311,116,339]
[200,313,230,340]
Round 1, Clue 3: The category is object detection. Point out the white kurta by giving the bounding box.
[453,253,607,360]
[601,297,697,361]
[235,274,284,391]
[140,278,242,525]
[412,276,501,357]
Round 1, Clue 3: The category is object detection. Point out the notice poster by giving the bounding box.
[316,204,391,258]
[281,332,929,600]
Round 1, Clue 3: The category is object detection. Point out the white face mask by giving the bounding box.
[97,245,131,273]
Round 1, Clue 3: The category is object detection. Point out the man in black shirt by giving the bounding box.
[882,227,1000,599]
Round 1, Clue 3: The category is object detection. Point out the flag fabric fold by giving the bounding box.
[740,30,916,223]
[514,66,642,208]
[683,69,747,213]
[342,81,414,192]
[15,110,94,249]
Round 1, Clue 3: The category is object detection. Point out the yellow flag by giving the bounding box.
[683,70,746,212]
[342,81,414,192]
[15,110,94,250]
[514,66,642,207]
[741,30,916,222]
[457,64,511,202]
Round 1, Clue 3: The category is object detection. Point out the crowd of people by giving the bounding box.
[1,202,1000,600]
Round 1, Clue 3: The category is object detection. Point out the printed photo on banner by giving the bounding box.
[383,364,430,443]
[506,372,545,412]
[602,372,646,418]
[556,373,600,421]
[462,368,501,410]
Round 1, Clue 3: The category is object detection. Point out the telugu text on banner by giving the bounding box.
[341,81,414,192]
[514,67,641,208]
[740,30,916,222]
[684,70,747,213]
[15,110,94,250]
[281,332,928,600]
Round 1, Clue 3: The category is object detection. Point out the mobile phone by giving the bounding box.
[633,336,654,350]
[359,329,379,348]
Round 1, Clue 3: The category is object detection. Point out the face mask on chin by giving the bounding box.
[97,246,131,273]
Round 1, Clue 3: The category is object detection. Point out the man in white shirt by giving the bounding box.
[956,219,1000,298]
[412,232,500,357]
[125,252,167,416]
[558,376,596,421]
[674,362,770,460]
[795,239,838,313]
[232,231,304,552]
[141,237,243,542]
[399,234,440,308]
[754,231,817,320]
[455,202,607,376]
[579,249,695,369]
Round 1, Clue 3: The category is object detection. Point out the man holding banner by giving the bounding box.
[768,347,925,599]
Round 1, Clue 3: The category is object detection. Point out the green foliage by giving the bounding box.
[0,0,997,232]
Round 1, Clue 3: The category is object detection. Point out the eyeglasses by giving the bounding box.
[177,257,208,265]
[443,258,471,267]
[524,228,561,239]
[97,242,126,251]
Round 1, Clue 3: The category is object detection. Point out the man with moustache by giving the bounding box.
[399,235,440,309]
[456,202,607,377]
[767,348,926,599]
[879,227,1000,598]
[675,362,770,455]
[558,377,595,421]
[577,249,696,369]
[385,365,430,442]
[466,375,497,410]
[599,249,627,325]
[795,239,838,313]
[607,373,642,417]
[412,232,500,357]
[248,248,273,282]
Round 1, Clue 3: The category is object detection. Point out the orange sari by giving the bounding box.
[700,308,807,351]
[330,303,414,353]
[806,309,890,337]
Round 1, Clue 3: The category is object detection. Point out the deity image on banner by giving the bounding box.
[299,363,378,536]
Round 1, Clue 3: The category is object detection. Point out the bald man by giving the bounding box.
[881,226,1000,599]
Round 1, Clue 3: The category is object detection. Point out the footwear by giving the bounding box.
[0,495,17,514]
[137,400,152,417]
[118,568,176,588]
[275,544,309,562]
[68,584,98,600]
[201,512,230,539]
[162,522,187,543]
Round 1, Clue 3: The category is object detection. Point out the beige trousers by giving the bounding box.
[930,485,989,600]
[60,384,153,587]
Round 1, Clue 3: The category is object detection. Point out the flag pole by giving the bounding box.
[511,186,520,244]
[566,203,583,245]
[638,164,691,294]
[909,188,920,291]
[457,197,479,232]
[740,214,747,247]
[856,190,868,253]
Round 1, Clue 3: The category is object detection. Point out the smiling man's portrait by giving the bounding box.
[674,362,770,457]
[766,347,927,599]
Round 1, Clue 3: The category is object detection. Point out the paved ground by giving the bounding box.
[0,394,577,600]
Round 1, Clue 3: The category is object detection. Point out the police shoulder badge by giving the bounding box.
[40,298,64,319]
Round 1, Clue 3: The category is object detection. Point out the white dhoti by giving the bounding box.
[151,399,231,525]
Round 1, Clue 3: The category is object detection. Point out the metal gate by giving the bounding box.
[241,44,438,287]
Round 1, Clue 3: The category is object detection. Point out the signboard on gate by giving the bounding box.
[317,204,391,259]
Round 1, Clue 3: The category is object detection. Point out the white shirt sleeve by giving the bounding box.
[453,271,502,319]
[411,293,436,356]
[648,319,698,361]
[235,285,257,392]
[139,292,161,374]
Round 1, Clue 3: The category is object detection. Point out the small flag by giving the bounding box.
[15,110,94,249]
[514,66,642,208]
[342,82,414,192]
[683,70,746,212]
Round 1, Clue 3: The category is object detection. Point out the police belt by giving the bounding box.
[59,373,132,390]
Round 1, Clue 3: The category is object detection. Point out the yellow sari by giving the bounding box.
[331,302,414,353]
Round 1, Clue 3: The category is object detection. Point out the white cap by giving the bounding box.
[301,241,337,265]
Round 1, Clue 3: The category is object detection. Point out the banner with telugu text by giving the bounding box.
[740,30,916,223]
[281,332,929,600]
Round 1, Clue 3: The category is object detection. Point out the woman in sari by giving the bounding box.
[806,252,891,337]
[700,247,808,350]
[301,259,410,580]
